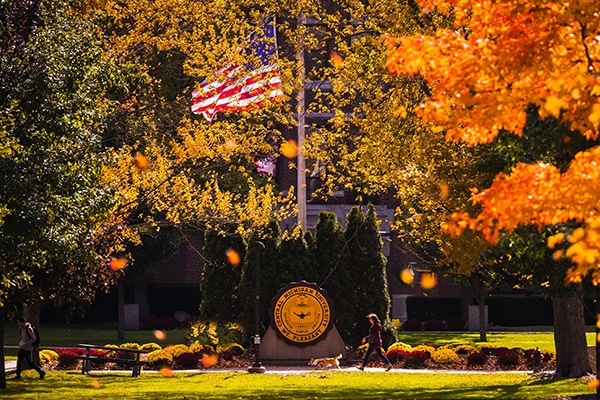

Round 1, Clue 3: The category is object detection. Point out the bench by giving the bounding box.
[77,344,150,377]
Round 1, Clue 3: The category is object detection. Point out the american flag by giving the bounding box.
[190,20,283,123]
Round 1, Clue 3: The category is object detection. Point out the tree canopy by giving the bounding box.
[387,0,600,283]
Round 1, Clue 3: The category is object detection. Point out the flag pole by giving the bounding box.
[297,14,307,230]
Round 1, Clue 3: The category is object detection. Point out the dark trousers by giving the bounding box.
[16,349,43,377]
[362,345,392,367]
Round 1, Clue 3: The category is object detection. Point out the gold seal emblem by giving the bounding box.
[270,281,334,345]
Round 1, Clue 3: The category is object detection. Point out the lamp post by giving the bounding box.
[248,241,266,373]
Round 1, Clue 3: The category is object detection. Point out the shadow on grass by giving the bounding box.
[0,371,591,400]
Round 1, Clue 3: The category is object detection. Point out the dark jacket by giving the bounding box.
[367,323,383,348]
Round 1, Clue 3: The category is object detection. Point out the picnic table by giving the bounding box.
[77,343,150,377]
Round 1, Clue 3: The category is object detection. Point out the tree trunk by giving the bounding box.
[470,275,487,342]
[118,281,125,341]
[0,308,6,389]
[552,291,591,378]
[22,303,40,329]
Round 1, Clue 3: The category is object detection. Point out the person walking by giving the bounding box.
[15,316,45,379]
[357,313,393,371]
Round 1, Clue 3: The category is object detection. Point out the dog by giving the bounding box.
[308,354,342,369]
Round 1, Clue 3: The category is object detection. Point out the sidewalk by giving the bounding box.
[4,359,535,375]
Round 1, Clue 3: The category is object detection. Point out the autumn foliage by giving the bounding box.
[387,0,600,282]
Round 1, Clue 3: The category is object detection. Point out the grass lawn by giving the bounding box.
[2,325,597,399]
[0,370,594,400]
[399,331,597,350]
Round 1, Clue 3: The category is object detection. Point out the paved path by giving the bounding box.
[4,359,536,375]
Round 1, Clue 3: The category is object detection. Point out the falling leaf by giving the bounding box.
[225,139,237,150]
[420,272,437,289]
[400,268,414,284]
[135,152,149,169]
[109,258,127,271]
[330,52,344,68]
[201,354,218,367]
[91,378,101,389]
[154,330,167,341]
[225,248,240,266]
[439,183,449,199]
[280,140,298,159]
[160,367,174,377]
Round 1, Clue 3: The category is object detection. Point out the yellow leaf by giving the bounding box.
[280,140,298,159]
[420,272,437,289]
[400,268,414,284]
[225,248,240,266]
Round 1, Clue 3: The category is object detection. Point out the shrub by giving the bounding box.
[102,344,120,357]
[402,318,423,331]
[140,343,162,352]
[467,352,488,366]
[39,349,58,364]
[497,349,520,366]
[404,350,428,368]
[386,348,407,364]
[174,352,200,369]
[187,321,245,349]
[431,348,460,364]
[387,342,412,353]
[495,347,510,356]
[423,319,445,331]
[357,343,369,357]
[412,344,435,357]
[445,317,466,330]
[217,343,245,356]
[477,343,497,355]
[510,347,525,356]
[147,350,173,367]
[120,343,141,350]
[115,343,141,360]
[455,344,477,355]
[57,349,80,367]
[189,341,211,355]
[542,349,556,362]
[216,342,244,362]
[164,344,189,358]
[525,349,545,364]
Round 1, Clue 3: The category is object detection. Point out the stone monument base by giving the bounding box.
[258,326,347,366]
